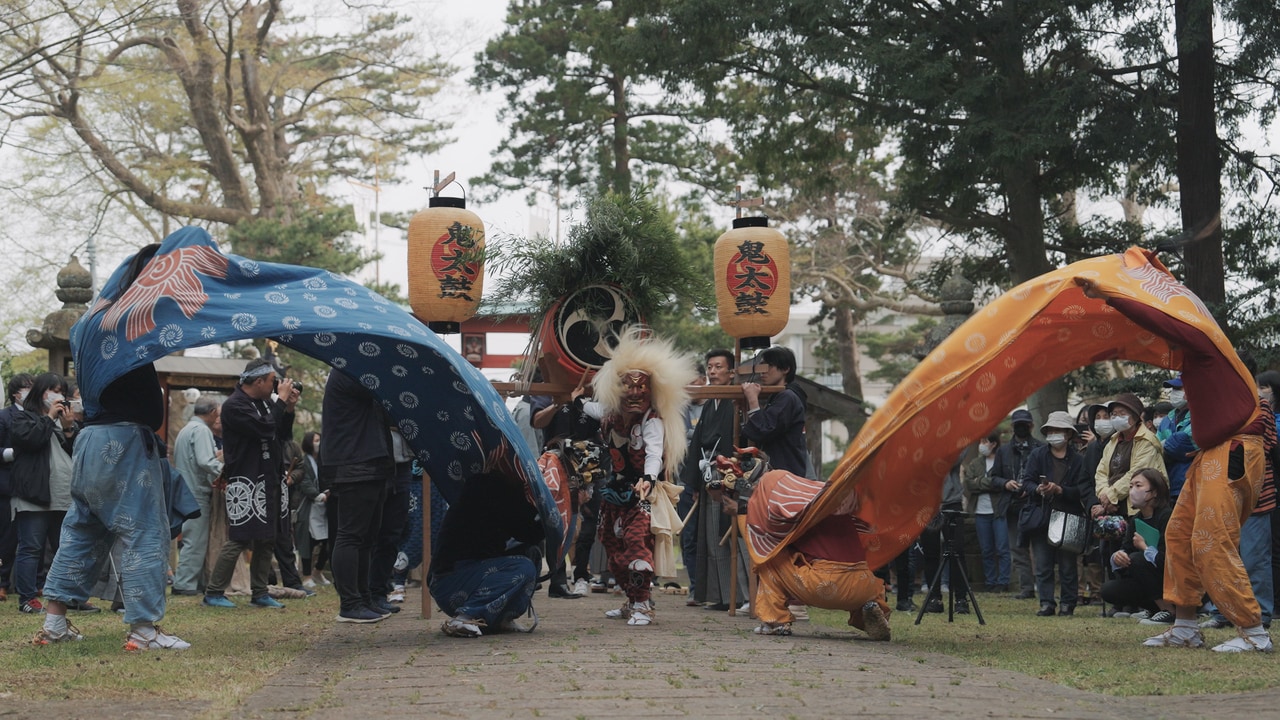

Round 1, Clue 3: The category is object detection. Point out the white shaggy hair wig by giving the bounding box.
[592,326,697,474]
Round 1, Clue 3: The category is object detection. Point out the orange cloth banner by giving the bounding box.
[751,248,1259,570]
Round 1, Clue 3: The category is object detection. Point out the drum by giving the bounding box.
[536,284,641,389]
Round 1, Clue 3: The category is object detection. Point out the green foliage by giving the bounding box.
[860,317,937,387]
[226,205,369,273]
[486,189,712,336]
[471,0,720,200]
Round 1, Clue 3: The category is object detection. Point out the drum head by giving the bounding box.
[553,284,641,369]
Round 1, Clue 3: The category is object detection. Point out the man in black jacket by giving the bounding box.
[0,373,33,602]
[321,369,394,624]
[742,347,809,477]
[992,408,1042,599]
[203,359,298,611]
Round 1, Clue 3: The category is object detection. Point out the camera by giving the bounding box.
[293,382,304,394]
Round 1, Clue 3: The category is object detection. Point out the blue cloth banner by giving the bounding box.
[70,226,563,560]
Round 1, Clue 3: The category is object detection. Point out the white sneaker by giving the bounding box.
[388,585,406,603]
[572,579,590,597]
[125,625,191,651]
[737,602,751,613]
[302,578,317,590]
[1131,609,1151,621]
[1212,632,1273,653]
[605,603,631,620]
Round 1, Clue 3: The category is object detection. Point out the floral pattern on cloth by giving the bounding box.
[767,248,1260,570]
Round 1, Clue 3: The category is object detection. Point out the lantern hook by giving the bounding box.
[428,170,466,201]
[727,184,764,219]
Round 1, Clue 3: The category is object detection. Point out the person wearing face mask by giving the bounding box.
[9,373,79,614]
[1017,411,1092,617]
[1156,376,1195,501]
[1100,468,1173,621]
[1091,393,1166,521]
[991,408,1042,599]
[1076,404,1111,608]
[0,373,35,603]
[962,432,1010,592]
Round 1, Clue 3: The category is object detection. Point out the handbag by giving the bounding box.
[1017,498,1050,535]
[1048,509,1090,554]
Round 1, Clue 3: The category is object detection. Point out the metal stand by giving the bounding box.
[914,512,986,625]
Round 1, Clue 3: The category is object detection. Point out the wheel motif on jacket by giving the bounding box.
[226,477,255,526]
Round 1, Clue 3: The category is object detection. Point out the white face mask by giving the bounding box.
[978,442,992,456]
[70,398,83,414]
[1168,389,1186,409]
[1093,418,1114,437]
[43,391,64,409]
[1129,485,1151,509]
[16,388,29,404]
[1046,433,1068,448]
[1110,414,1132,433]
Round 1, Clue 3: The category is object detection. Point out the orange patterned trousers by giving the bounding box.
[1162,435,1265,627]
[755,552,890,630]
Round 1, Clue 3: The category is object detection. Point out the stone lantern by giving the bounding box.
[913,273,975,360]
[27,255,93,376]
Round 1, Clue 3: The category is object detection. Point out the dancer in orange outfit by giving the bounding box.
[748,471,891,639]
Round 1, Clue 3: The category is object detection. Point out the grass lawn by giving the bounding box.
[810,593,1276,696]
[1,588,341,711]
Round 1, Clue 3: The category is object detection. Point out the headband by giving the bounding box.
[239,364,278,384]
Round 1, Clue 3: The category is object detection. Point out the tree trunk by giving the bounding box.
[1175,0,1226,320]
[832,303,866,437]
[609,73,631,195]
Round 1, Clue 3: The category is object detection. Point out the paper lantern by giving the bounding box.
[714,217,790,350]
[408,196,485,334]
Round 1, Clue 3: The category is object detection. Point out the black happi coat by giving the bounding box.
[221,385,295,542]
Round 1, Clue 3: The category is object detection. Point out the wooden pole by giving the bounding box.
[728,339,742,617]
[421,472,432,620]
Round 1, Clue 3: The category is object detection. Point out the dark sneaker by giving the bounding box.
[336,606,385,624]
[371,598,400,615]
[20,599,45,614]
[250,596,285,609]
[1139,610,1175,625]
[202,595,236,609]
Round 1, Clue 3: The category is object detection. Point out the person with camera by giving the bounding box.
[992,408,1042,599]
[203,359,299,611]
[1017,411,1093,617]
[9,373,78,614]
[922,452,972,613]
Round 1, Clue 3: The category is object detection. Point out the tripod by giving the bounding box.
[914,511,986,625]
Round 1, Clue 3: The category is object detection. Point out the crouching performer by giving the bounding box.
[747,470,891,640]
[579,328,694,626]
[429,471,544,638]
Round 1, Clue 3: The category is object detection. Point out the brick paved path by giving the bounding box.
[7,584,1276,719]
[225,588,1278,720]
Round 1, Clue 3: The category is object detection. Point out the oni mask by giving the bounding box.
[620,370,652,415]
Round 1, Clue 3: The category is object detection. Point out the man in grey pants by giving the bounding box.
[171,400,223,595]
